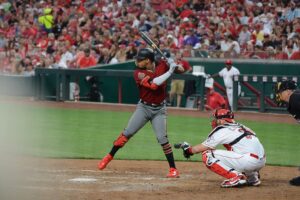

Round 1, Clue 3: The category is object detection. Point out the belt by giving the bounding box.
[140,100,165,107]
[250,153,265,160]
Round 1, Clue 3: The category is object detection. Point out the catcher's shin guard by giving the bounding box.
[202,150,239,179]
[113,132,129,147]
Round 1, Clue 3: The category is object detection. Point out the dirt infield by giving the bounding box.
[13,158,300,200]
[1,99,299,200]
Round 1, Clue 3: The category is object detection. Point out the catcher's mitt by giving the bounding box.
[174,142,193,159]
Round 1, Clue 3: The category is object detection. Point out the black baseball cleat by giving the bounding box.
[289,176,300,186]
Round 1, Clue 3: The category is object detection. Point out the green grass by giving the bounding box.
[0,102,299,166]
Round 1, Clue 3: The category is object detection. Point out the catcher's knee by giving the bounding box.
[202,150,238,179]
[202,150,217,167]
[113,132,129,147]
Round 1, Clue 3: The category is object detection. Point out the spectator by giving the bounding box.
[240,40,255,59]
[274,45,289,60]
[57,44,73,68]
[21,62,35,76]
[238,25,251,48]
[252,23,265,43]
[109,44,127,64]
[220,34,240,58]
[126,43,138,60]
[1,0,300,76]
[168,51,192,107]
[38,8,54,33]
[166,34,178,49]
[15,56,32,75]
[77,48,97,69]
[183,28,199,48]
[283,1,300,22]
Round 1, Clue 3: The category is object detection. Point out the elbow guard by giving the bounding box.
[140,76,158,90]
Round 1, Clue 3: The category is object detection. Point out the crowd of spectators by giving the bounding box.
[0,0,300,76]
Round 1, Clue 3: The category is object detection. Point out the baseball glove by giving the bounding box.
[174,142,194,159]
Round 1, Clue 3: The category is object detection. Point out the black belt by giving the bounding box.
[140,100,165,107]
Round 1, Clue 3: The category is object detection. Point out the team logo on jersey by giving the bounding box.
[137,72,146,80]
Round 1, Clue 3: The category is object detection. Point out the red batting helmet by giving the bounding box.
[225,59,232,65]
[213,108,234,123]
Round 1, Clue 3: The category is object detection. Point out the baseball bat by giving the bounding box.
[139,31,168,59]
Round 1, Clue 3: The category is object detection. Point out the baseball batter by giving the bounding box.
[211,59,241,110]
[98,48,184,178]
[175,108,266,187]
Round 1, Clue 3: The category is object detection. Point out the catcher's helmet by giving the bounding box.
[213,108,234,123]
[135,48,155,62]
[274,80,297,105]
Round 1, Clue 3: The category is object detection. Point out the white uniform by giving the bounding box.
[218,66,240,108]
[202,123,265,174]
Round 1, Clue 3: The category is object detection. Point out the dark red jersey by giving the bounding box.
[133,60,169,104]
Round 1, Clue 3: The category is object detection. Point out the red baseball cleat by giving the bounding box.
[167,167,180,178]
[98,154,113,170]
[221,174,247,188]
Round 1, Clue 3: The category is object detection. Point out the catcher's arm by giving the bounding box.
[174,142,194,159]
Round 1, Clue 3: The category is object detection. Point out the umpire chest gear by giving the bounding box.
[288,90,300,123]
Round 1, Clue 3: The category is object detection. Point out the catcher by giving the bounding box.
[274,80,300,186]
[175,108,266,188]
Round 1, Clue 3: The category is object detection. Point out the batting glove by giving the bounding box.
[167,58,177,73]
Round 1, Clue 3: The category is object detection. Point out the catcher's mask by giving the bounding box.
[274,80,297,106]
[211,109,234,128]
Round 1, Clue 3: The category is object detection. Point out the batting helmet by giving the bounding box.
[274,80,297,104]
[213,108,234,123]
[135,48,155,62]
[225,59,232,65]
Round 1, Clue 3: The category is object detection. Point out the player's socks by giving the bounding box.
[109,146,120,157]
[162,142,176,168]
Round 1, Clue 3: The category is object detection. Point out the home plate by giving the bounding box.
[68,177,97,183]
